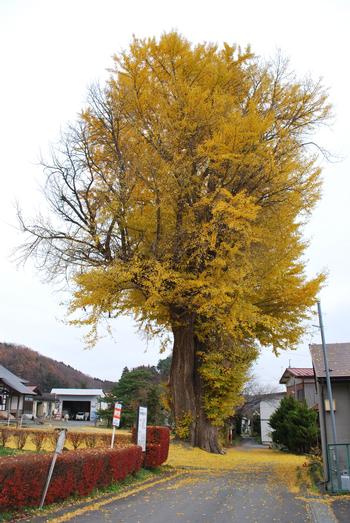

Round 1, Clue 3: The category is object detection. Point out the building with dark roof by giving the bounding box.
[310,343,350,379]
[0,364,36,419]
[309,343,350,490]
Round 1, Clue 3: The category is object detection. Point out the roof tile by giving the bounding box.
[310,343,350,378]
[0,364,36,395]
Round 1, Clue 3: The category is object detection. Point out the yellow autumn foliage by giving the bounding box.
[69,35,329,425]
[21,33,330,438]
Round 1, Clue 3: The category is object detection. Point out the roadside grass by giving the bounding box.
[166,441,308,493]
[0,447,24,457]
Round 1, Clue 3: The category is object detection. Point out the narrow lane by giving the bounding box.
[33,470,311,523]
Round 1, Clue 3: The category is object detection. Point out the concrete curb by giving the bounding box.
[308,500,338,523]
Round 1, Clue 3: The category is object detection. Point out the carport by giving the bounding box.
[62,400,91,420]
[51,388,105,421]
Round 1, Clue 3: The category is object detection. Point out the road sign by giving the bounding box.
[40,429,67,508]
[111,402,122,448]
[137,406,147,451]
[113,402,122,427]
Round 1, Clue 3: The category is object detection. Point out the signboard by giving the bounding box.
[112,403,122,427]
[137,406,147,451]
[55,429,67,454]
[325,399,336,412]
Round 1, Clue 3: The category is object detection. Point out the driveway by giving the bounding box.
[31,469,314,523]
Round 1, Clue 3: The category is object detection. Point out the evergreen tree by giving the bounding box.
[156,356,172,381]
[98,365,166,427]
[269,396,319,453]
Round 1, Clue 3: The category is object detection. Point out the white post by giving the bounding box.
[111,426,116,448]
[40,429,67,509]
[40,453,58,509]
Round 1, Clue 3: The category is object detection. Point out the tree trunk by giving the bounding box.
[169,315,223,453]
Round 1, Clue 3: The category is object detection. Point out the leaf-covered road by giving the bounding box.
[32,470,313,523]
[29,443,344,522]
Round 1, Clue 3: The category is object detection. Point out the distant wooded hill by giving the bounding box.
[0,342,114,392]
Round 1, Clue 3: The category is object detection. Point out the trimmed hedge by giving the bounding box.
[0,427,131,451]
[132,426,170,468]
[0,445,142,510]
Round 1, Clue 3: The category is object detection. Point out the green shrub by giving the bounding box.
[306,447,324,485]
[269,396,319,453]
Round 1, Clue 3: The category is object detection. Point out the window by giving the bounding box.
[0,387,9,411]
[297,389,305,401]
[23,396,34,414]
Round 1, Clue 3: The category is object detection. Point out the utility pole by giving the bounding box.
[317,300,340,489]
[317,301,337,445]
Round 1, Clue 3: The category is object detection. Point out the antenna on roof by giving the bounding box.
[288,359,291,368]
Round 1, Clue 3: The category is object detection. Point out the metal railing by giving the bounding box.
[327,443,350,493]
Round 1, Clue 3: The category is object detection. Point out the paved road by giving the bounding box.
[32,470,313,523]
[332,498,350,523]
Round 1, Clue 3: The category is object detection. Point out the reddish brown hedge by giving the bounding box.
[0,445,142,510]
[132,426,170,468]
[146,426,170,465]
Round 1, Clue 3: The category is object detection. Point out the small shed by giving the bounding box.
[51,388,105,421]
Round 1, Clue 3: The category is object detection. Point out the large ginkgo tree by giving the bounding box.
[19,33,330,452]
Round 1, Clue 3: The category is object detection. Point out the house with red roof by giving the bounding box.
[279,367,317,408]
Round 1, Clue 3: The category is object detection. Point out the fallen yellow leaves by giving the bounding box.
[166,443,306,492]
[43,472,185,523]
[167,442,305,470]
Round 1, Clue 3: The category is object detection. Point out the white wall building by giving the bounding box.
[260,393,285,445]
[51,388,105,421]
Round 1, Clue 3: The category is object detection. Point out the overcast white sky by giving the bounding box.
[1,0,349,387]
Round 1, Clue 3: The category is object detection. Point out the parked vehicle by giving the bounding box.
[75,411,89,421]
